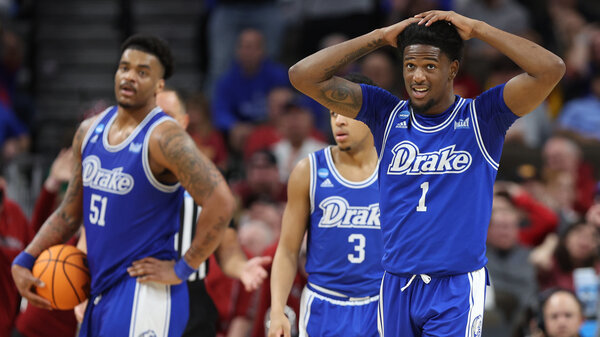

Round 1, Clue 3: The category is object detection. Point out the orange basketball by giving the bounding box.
[32,244,90,310]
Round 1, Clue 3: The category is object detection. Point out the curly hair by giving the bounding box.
[120,34,174,79]
[398,21,463,63]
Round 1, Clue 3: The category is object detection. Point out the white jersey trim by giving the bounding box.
[309,152,317,214]
[324,146,377,189]
[410,97,465,133]
[469,102,499,170]
[80,106,113,154]
[142,117,181,193]
[103,106,162,153]
[303,285,379,306]
[379,100,407,161]
[378,271,386,337]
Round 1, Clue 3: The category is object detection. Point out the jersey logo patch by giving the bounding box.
[471,315,482,337]
[387,140,472,175]
[395,120,408,129]
[317,168,329,179]
[454,117,470,130]
[82,155,135,194]
[318,196,380,229]
[129,142,142,153]
[90,135,99,143]
[320,178,334,188]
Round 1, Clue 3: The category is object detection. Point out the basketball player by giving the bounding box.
[157,88,271,336]
[287,10,565,336]
[11,34,235,337]
[268,74,383,337]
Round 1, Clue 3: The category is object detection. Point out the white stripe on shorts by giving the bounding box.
[464,268,486,337]
[129,281,172,337]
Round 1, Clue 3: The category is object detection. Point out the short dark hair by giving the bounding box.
[120,34,174,79]
[398,21,463,63]
[344,72,376,86]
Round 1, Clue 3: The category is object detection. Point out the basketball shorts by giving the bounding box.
[298,283,379,337]
[79,276,189,337]
[377,268,487,337]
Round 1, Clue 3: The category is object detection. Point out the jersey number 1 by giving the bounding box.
[416,181,429,212]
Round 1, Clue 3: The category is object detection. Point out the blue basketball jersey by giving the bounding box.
[305,146,384,297]
[81,106,183,295]
[356,84,518,276]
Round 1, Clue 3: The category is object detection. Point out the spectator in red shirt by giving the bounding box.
[0,175,32,337]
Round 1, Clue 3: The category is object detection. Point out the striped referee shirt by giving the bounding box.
[174,190,208,282]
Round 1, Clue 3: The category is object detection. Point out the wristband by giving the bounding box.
[174,258,196,281]
[12,251,36,270]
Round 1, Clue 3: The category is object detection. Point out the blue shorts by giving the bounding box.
[299,284,379,337]
[378,268,487,337]
[80,276,189,337]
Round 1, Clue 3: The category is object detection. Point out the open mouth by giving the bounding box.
[411,87,429,99]
[119,84,136,97]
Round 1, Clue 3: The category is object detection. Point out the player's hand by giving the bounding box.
[127,257,182,285]
[381,17,421,47]
[240,255,272,292]
[74,299,88,323]
[414,10,479,40]
[267,310,291,337]
[11,264,53,310]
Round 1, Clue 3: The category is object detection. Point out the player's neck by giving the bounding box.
[333,144,377,170]
[414,91,456,116]
[116,102,157,125]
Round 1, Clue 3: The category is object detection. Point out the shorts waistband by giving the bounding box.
[307,282,378,302]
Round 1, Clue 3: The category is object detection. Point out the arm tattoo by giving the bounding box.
[320,77,362,110]
[185,216,228,263]
[158,126,223,200]
[323,37,385,79]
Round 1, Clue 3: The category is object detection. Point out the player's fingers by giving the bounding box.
[25,291,53,310]
[131,257,158,265]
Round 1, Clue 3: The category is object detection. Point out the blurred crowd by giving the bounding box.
[1,0,600,337]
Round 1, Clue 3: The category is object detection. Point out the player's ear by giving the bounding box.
[449,60,459,81]
[156,78,165,94]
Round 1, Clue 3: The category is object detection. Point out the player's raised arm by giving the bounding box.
[415,10,565,116]
[11,117,95,309]
[268,158,311,337]
[151,121,234,274]
[288,18,419,119]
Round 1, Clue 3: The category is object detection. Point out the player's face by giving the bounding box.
[402,44,458,115]
[115,48,164,110]
[543,292,583,337]
[330,111,372,152]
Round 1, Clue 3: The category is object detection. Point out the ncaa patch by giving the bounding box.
[398,110,410,119]
[95,124,105,133]
[317,168,329,178]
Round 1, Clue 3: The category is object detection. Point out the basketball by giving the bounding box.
[32,244,91,310]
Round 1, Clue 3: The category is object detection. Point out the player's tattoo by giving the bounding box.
[320,77,362,110]
[158,125,223,200]
[185,216,228,262]
[323,37,385,79]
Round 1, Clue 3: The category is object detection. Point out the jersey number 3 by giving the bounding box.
[348,234,366,263]
[89,193,107,226]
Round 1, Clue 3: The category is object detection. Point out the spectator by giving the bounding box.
[211,28,289,135]
[539,136,596,225]
[494,181,558,247]
[271,97,328,182]
[185,92,228,170]
[538,288,585,337]
[231,149,287,210]
[359,51,401,96]
[13,148,78,337]
[484,191,539,337]
[533,222,600,291]
[0,102,29,162]
[557,70,600,142]
[0,174,32,337]
[206,0,285,93]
